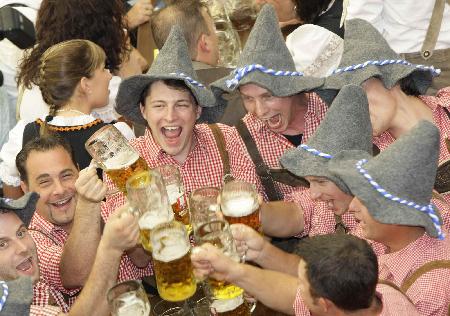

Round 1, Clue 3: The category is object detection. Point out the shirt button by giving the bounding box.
[423,50,431,58]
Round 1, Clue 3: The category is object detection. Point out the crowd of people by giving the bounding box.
[1,0,450,315]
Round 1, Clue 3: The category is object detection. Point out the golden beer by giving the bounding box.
[138,211,172,253]
[212,295,251,316]
[152,223,197,302]
[105,154,149,193]
[221,195,261,232]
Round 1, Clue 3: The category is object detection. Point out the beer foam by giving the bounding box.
[221,195,256,217]
[115,292,150,316]
[211,294,244,313]
[138,212,171,230]
[152,230,190,262]
[166,184,183,203]
[103,151,139,170]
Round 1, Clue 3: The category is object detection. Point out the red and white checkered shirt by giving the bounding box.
[29,213,78,312]
[378,233,450,316]
[374,87,450,205]
[242,92,328,198]
[293,283,419,315]
[29,304,62,316]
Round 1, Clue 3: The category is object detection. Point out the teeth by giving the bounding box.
[53,198,70,205]
[164,126,179,130]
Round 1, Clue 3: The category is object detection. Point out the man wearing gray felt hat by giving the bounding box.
[328,120,450,315]
[323,19,450,200]
[209,4,331,204]
[111,25,266,202]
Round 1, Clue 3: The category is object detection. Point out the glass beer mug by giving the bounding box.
[107,280,151,316]
[85,125,148,193]
[220,180,261,233]
[189,187,222,236]
[225,0,259,32]
[126,169,174,253]
[151,221,197,302]
[157,165,192,234]
[196,220,251,316]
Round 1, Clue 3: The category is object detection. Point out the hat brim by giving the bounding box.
[280,148,351,194]
[329,150,440,237]
[116,74,218,125]
[324,64,433,94]
[211,70,324,99]
[0,192,39,227]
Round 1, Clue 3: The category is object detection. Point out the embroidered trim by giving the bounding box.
[36,118,103,132]
[302,35,343,77]
[0,281,8,312]
[299,144,333,159]
[355,159,444,240]
[169,72,205,88]
[330,59,441,77]
[225,64,304,89]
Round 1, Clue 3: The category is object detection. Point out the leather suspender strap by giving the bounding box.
[235,119,283,201]
[421,0,446,59]
[209,124,232,182]
[400,260,450,293]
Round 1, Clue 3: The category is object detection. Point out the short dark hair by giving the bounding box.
[296,234,378,311]
[16,136,77,183]
[399,75,423,96]
[293,0,333,24]
[139,79,198,107]
[150,0,211,58]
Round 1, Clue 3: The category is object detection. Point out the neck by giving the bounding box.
[387,90,433,139]
[382,226,425,253]
[283,93,308,136]
[57,99,91,117]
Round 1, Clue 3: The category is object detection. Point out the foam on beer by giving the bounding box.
[152,229,190,262]
[166,184,183,203]
[115,292,150,316]
[211,294,245,313]
[103,150,139,170]
[221,194,257,217]
[138,211,171,230]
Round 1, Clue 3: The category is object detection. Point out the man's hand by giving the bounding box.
[101,203,139,254]
[75,166,107,203]
[126,0,153,29]
[191,244,240,282]
[230,224,266,262]
[117,47,149,78]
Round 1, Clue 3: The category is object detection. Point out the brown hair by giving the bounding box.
[151,0,211,58]
[17,0,127,88]
[16,135,77,184]
[37,39,106,136]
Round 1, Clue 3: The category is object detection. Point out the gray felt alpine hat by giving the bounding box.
[329,120,444,239]
[324,19,439,94]
[0,277,33,316]
[211,4,324,99]
[280,84,372,194]
[0,192,39,227]
[115,25,217,125]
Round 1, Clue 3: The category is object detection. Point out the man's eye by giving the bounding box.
[0,241,8,249]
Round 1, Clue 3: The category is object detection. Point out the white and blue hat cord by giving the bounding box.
[225,64,305,89]
[169,72,205,88]
[0,281,9,312]
[356,159,445,240]
[329,59,441,77]
[298,144,333,159]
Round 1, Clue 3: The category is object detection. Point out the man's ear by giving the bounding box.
[198,33,210,53]
[319,297,334,313]
[196,105,202,120]
[140,103,146,118]
[20,181,29,193]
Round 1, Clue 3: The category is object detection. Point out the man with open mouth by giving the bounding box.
[0,191,141,316]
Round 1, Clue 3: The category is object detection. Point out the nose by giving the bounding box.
[52,179,66,195]
[254,99,268,118]
[164,106,176,122]
[15,238,29,255]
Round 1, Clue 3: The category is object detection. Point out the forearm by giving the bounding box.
[260,201,304,237]
[255,242,300,276]
[228,264,297,315]
[61,200,102,287]
[126,245,151,268]
[68,241,122,316]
